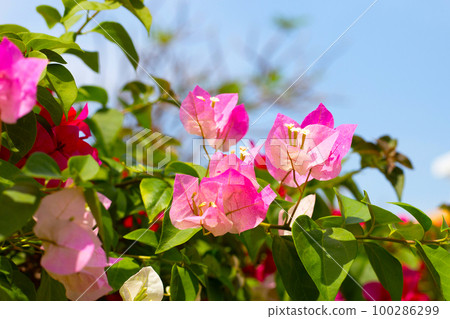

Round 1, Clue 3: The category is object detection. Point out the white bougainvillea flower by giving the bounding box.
[279,194,316,236]
[119,266,164,301]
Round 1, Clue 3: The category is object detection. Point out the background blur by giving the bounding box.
[2,0,450,212]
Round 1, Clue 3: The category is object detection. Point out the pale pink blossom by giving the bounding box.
[278,194,316,236]
[0,37,47,123]
[180,86,249,151]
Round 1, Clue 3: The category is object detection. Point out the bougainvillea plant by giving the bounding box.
[0,1,449,302]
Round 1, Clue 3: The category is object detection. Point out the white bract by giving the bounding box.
[119,266,164,301]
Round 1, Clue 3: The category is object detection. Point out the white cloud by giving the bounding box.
[432,151,450,179]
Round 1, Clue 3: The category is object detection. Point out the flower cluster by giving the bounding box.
[171,86,356,235]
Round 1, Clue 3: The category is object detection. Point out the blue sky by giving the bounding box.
[2,0,450,212]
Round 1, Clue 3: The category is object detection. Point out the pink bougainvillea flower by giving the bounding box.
[362,265,430,301]
[34,188,116,300]
[169,169,276,236]
[208,145,261,189]
[180,86,249,151]
[278,194,316,236]
[0,37,47,124]
[265,104,356,187]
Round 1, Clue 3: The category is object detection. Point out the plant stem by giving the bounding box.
[260,222,291,231]
[76,11,100,35]
[355,235,450,246]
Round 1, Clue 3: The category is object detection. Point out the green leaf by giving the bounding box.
[272,236,319,300]
[389,202,432,231]
[0,257,36,301]
[165,161,201,178]
[76,86,108,107]
[46,64,78,116]
[5,112,37,164]
[0,184,41,241]
[391,223,424,241]
[335,189,371,224]
[441,216,449,232]
[19,32,82,51]
[364,242,403,301]
[39,49,67,64]
[36,270,66,301]
[89,108,124,153]
[62,1,121,22]
[0,160,23,190]
[156,207,200,254]
[416,243,450,300]
[118,0,152,33]
[90,21,139,69]
[67,155,100,182]
[361,191,402,225]
[36,5,62,29]
[316,216,344,228]
[292,215,358,300]
[107,257,140,291]
[22,152,62,179]
[170,265,199,301]
[64,49,99,73]
[0,24,29,33]
[123,228,158,248]
[140,178,172,221]
[385,167,405,201]
[36,86,63,125]
[84,189,112,253]
[239,226,267,262]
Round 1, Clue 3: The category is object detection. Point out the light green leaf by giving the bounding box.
[46,64,78,116]
[391,223,424,241]
[90,21,139,69]
[22,152,62,179]
[292,215,358,300]
[36,5,62,29]
[0,184,41,241]
[0,25,29,33]
[89,108,124,153]
[107,257,140,291]
[441,216,449,232]
[118,0,152,33]
[140,178,172,221]
[416,243,450,300]
[123,228,158,248]
[156,208,200,254]
[67,155,100,182]
[364,242,403,301]
[389,202,432,231]
[272,236,319,300]
[76,86,108,107]
[335,189,371,224]
[62,1,121,22]
[19,32,82,51]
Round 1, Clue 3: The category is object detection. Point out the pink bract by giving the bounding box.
[0,37,47,124]
[180,86,249,151]
[169,169,276,236]
[265,104,356,187]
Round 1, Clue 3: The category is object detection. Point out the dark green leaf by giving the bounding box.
[84,189,113,253]
[36,270,66,301]
[90,21,139,69]
[170,265,199,301]
[385,167,405,201]
[164,161,200,178]
[107,257,140,291]
[46,64,78,116]
[156,207,200,254]
[22,152,62,179]
[36,86,63,125]
[140,178,172,221]
[64,49,99,72]
[39,49,67,64]
[389,202,432,231]
[5,112,37,164]
[0,184,41,241]
[36,5,62,29]
[364,242,403,300]
[239,226,268,262]
[292,215,358,300]
[441,216,449,232]
[272,236,319,300]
